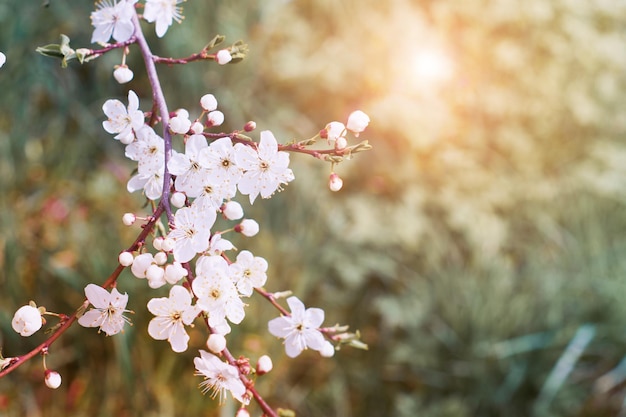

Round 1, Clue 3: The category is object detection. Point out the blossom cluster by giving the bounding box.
[5,0,371,412]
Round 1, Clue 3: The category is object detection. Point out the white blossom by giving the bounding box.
[0,52,6,68]
[229,250,268,296]
[143,0,184,38]
[168,134,209,197]
[102,90,144,142]
[268,296,326,358]
[147,285,201,352]
[236,219,259,237]
[91,0,136,44]
[194,350,248,404]
[78,284,131,336]
[192,256,245,328]
[235,131,294,204]
[216,49,232,65]
[167,205,215,263]
[113,66,134,84]
[200,94,218,112]
[44,370,62,389]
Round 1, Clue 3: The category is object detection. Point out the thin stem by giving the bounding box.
[0,204,165,379]
[131,11,174,223]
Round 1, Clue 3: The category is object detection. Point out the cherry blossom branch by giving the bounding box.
[254,288,290,317]
[79,37,137,59]
[0,204,166,379]
[153,51,219,65]
[131,11,174,223]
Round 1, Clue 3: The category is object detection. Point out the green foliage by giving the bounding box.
[2,0,626,416]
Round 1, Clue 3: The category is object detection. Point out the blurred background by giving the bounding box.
[2,0,626,416]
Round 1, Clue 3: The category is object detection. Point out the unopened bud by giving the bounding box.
[170,192,186,208]
[329,172,343,192]
[0,52,6,68]
[215,49,232,65]
[346,110,370,136]
[161,238,175,252]
[113,65,134,84]
[44,370,62,389]
[207,110,224,127]
[235,408,251,417]
[256,355,273,375]
[335,136,348,150]
[153,251,168,265]
[118,251,134,267]
[153,236,164,251]
[207,333,227,353]
[122,213,136,226]
[235,219,259,237]
[146,264,166,289]
[200,94,218,112]
[222,201,244,220]
[190,121,204,134]
[243,121,256,132]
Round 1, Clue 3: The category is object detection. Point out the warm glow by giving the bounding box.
[411,49,454,84]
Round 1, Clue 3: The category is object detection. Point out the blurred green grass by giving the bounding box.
[2,0,626,416]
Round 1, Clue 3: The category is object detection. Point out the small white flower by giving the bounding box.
[12,305,43,337]
[230,250,268,296]
[346,110,370,136]
[193,256,245,328]
[235,131,294,204]
[0,52,6,68]
[167,205,215,263]
[122,212,136,226]
[194,350,248,404]
[207,233,235,257]
[91,0,136,44]
[44,370,62,389]
[320,341,336,358]
[78,284,131,336]
[113,65,134,84]
[147,285,201,353]
[143,0,184,38]
[268,296,326,358]
[215,49,232,65]
[102,90,144,141]
[168,134,209,197]
[146,264,166,288]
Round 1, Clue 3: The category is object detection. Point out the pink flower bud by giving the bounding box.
[329,172,343,192]
[256,355,273,375]
[243,121,256,132]
[118,251,134,267]
[215,49,232,65]
[44,370,62,389]
[113,65,134,84]
[346,110,370,136]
